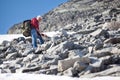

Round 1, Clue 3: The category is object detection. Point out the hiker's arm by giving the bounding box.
[36,29,48,37]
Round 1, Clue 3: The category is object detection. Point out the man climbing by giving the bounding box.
[30,15,46,52]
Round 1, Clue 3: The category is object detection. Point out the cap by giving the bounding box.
[36,15,42,20]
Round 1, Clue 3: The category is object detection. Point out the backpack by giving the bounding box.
[22,20,31,37]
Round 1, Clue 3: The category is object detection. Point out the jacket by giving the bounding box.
[31,18,39,30]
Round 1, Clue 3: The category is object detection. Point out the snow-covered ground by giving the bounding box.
[0,34,24,44]
[0,73,120,80]
[0,32,120,80]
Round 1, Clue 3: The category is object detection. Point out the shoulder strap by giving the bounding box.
[23,20,31,28]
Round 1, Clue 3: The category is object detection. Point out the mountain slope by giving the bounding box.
[1,0,120,78]
[7,0,120,34]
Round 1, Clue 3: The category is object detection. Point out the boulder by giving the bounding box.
[58,56,90,71]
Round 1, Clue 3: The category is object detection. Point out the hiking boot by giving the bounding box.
[34,47,43,54]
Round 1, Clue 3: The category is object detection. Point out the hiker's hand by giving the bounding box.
[41,33,48,37]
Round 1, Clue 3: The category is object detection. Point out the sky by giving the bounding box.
[0,0,68,34]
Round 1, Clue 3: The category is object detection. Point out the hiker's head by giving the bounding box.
[36,15,42,21]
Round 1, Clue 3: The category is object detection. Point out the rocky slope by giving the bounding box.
[8,0,120,33]
[1,22,120,77]
[2,0,120,78]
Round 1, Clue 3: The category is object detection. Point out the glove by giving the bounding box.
[41,33,48,37]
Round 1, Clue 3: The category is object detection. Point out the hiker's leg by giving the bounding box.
[31,28,37,48]
[37,34,44,44]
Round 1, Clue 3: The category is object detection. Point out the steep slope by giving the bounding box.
[1,0,120,78]
[41,0,120,31]
[7,0,120,34]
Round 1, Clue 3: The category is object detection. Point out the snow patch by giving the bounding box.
[0,73,120,80]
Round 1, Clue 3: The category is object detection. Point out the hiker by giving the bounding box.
[30,15,45,50]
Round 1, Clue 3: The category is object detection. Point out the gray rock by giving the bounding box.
[17,66,41,73]
[38,67,58,75]
[58,56,90,71]
[93,47,120,58]
[14,58,23,64]
[68,49,84,58]
[1,40,10,47]
[47,41,75,55]
[0,69,11,73]
[80,66,120,78]
[63,67,78,77]
[5,46,17,54]
[6,52,21,60]
[102,21,120,30]
[90,29,109,38]
[17,37,25,42]
[0,59,3,64]
[21,48,34,56]
[41,58,58,69]
[104,37,120,44]
[93,39,103,50]
[73,61,88,72]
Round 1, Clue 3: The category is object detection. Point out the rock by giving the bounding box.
[90,29,109,38]
[17,37,25,42]
[22,57,31,63]
[110,55,120,64]
[5,46,17,54]
[76,29,96,35]
[10,39,19,45]
[25,37,32,43]
[31,54,45,63]
[91,29,103,37]
[6,52,21,60]
[38,67,58,75]
[88,46,94,54]
[47,41,75,55]
[102,21,120,30]
[80,66,120,78]
[17,66,41,73]
[58,56,90,71]
[40,42,51,50]
[94,43,103,50]
[58,29,68,37]
[93,39,103,50]
[14,58,23,64]
[94,14,102,22]
[85,55,119,74]
[59,49,69,59]
[41,58,58,69]
[0,69,11,73]
[93,47,120,58]
[26,63,38,68]
[1,40,10,47]
[27,54,38,61]
[63,67,78,77]
[104,37,120,44]
[46,66,58,75]
[0,59,3,64]
[21,48,35,56]
[68,49,84,58]
[73,61,88,72]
